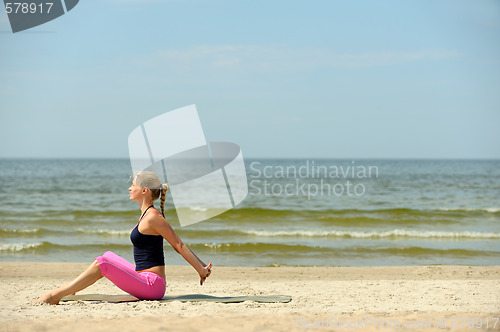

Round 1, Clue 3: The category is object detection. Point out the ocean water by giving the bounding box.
[0,158,499,267]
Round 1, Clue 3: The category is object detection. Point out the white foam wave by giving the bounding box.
[242,229,500,239]
[0,228,39,233]
[438,207,500,213]
[190,207,208,212]
[204,243,223,249]
[75,228,129,236]
[0,242,44,252]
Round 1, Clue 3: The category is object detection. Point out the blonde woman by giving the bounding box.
[34,171,212,304]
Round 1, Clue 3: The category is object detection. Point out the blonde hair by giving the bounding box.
[135,171,169,217]
[159,183,168,217]
[150,183,169,217]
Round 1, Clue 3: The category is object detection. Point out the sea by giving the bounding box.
[0,158,499,267]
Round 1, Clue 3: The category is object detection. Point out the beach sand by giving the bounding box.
[1,263,499,331]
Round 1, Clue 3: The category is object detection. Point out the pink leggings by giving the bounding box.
[95,251,166,300]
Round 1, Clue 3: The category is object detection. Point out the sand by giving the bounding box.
[0,263,499,331]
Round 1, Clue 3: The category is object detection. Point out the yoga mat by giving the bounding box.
[61,294,140,303]
[61,294,292,303]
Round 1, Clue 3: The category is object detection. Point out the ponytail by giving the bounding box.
[160,183,168,217]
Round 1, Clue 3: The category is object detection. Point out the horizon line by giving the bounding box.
[1,156,499,161]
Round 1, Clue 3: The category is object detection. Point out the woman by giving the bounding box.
[34,171,212,304]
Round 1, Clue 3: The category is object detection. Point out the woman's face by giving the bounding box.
[128,179,144,201]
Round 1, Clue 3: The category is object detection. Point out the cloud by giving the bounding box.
[133,45,460,73]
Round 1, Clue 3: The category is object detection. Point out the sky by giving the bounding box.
[0,0,499,159]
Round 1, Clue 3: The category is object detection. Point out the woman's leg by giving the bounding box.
[33,260,103,305]
[95,251,166,300]
[100,251,135,270]
[33,251,165,304]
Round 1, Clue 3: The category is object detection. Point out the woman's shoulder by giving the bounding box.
[143,209,167,226]
[139,209,169,235]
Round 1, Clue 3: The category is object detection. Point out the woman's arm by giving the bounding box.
[149,215,212,284]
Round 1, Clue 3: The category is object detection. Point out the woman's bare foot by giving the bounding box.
[31,260,102,305]
[31,292,60,305]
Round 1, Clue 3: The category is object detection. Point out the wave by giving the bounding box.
[438,207,500,213]
[219,206,499,225]
[4,206,499,217]
[190,242,332,253]
[0,227,64,238]
[0,228,42,235]
[188,242,499,258]
[75,228,130,236]
[348,246,500,258]
[230,206,500,215]
[69,209,143,217]
[0,241,131,253]
[240,229,500,239]
[1,241,498,261]
[0,226,138,239]
[189,207,208,212]
[0,242,45,252]
[1,206,497,229]
[60,226,500,240]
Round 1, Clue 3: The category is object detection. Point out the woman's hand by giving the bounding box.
[199,262,212,285]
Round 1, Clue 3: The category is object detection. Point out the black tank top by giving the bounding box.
[130,223,165,271]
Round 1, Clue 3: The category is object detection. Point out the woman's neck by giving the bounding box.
[139,200,154,214]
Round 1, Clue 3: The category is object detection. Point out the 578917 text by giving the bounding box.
[297,317,499,329]
[5,2,54,14]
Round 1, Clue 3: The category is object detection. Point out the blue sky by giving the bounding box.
[0,0,499,159]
